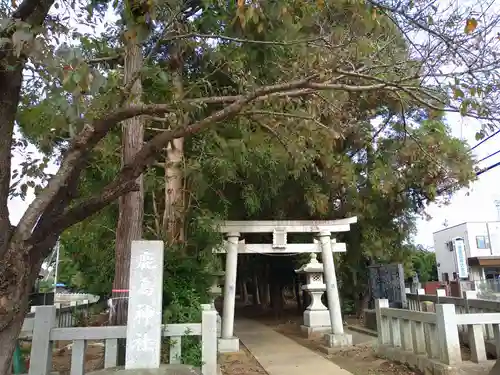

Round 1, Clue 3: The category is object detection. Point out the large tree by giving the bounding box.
[1,0,500,370]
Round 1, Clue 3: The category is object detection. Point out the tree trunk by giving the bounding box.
[265,281,271,306]
[111,32,144,364]
[270,282,284,320]
[164,136,184,244]
[0,57,27,373]
[252,274,260,305]
[0,241,52,374]
[163,31,186,245]
[241,280,249,305]
[258,265,271,308]
[294,277,302,313]
[0,65,22,259]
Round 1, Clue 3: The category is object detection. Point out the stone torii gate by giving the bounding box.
[213,218,357,352]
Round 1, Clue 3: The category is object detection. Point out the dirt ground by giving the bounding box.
[273,320,417,375]
[237,303,419,375]
[219,345,267,375]
[49,341,269,375]
[52,343,105,374]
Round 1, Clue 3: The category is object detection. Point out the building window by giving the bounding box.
[476,235,490,249]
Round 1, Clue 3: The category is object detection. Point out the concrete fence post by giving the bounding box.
[403,288,411,308]
[435,304,461,365]
[436,289,446,297]
[463,290,477,314]
[29,306,56,375]
[436,289,446,306]
[201,305,218,375]
[463,290,477,299]
[375,299,390,345]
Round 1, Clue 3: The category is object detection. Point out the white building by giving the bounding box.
[434,221,500,282]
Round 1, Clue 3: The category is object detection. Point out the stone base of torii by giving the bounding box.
[213,219,357,352]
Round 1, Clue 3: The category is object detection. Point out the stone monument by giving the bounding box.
[125,240,164,369]
[295,254,331,337]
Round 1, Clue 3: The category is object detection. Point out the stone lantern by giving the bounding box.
[209,270,224,336]
[295,253,331,337]
[209,270,225,309]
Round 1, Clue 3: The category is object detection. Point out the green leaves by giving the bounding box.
[453,88,464,99]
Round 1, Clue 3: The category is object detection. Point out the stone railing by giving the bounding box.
[376,299,497,375]
[27,304,218,375]
[406,289,500,358]
[406,288,500,313]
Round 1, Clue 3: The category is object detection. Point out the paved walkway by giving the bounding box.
[234,319,353,375]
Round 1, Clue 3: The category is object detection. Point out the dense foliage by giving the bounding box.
[1,0,500,369]
[411,247,438,283]
[55,0,474,316]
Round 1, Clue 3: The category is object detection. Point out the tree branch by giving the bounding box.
[87,54,124,66]
[35,77,324,238]
[18,70,468,243]
[27,160,85,251]
[163,33,328,46]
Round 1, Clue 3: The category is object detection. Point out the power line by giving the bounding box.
[476,160,500,177]
[470,128,500,151]
[477,149,500,163]
[437,159,500,195]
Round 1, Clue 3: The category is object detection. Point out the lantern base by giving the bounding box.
[303,308,331,327]
[300,324,331,338]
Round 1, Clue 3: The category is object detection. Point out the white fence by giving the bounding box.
[406,289,500,359]
[21,299,98,338]
[405,288,500,314]
[26,304,218,375]
[376,298,498,375]
[54,293,100,305]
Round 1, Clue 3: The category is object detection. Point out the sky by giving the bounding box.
[6,4,500,250]
[412,114,500,248]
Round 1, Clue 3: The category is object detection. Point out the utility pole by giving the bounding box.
[53,240,60,294]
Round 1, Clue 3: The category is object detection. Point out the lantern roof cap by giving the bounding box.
[295,253,324,274]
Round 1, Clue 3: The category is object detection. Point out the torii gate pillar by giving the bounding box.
[318,232,352,347]
[219,232,240,352]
